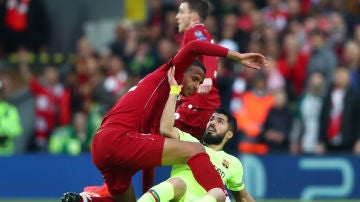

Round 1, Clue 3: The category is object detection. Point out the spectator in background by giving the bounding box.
[290,71,326,155]
[318,67,360,155]
[277,33,309,101]
[155,37,177,65]
[19,49,71,151]
[261,88,293,153]
[261,0,288,33]
[235,70,275,155]
[264,57,285,94]
[327,11,347,59]
[342,40,360,92]
[0,73,22,155]
[353,24,360,45]
[306,29,338,88]
[128,40,157,78]
[103,55,129,100]
[0,0,50,57]
[85,55,114,114]
[108,20,137,62]
[48,111,92,156]
[218,13,239,52]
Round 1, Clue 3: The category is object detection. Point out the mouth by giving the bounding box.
[208,126,216,133]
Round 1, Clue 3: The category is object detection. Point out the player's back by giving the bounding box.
[101,64,168,133]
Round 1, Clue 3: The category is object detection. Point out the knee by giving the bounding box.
[167,177,187,201]
[189,142,206,155]
[207,188,226,202]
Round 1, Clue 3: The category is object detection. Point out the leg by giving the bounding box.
[137,177,187,202]
[142,167,155,194]
[161,138,227,195]
[112,184,136,202]
[194,188,226,202]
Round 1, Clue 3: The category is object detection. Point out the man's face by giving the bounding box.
[203,113,229,145]
[181,65,205,96]
[176,2,193,33]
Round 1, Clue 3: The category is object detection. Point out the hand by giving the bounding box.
[167,66,179,86]
[197,78,212,94]
[229,51,268,70]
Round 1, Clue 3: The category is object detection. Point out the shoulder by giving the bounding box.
[178,128,199,142]
[185,24,210,41]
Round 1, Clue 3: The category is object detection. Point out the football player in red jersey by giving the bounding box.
[61,40,267,202]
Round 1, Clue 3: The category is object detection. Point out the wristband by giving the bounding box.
[169,85,182,95]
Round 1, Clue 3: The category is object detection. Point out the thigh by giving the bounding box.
[161,138,204,165]
[92,128,166,195]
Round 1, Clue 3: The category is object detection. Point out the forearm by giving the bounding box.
[173,40,228,73]
[159,89,179,139]
[227,50,242,63]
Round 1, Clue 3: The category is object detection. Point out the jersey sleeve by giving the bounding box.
[226,155,245,191]
[183,28,218,79]
[171,40,228,81]
[203,55,219,79]
[177,128,199,143]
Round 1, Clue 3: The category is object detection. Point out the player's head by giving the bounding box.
[202,108,237,146]
[176,0,210,33]
[181,59,206,96]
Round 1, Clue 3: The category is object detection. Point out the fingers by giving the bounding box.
[167,65,176,77]
[197,84,212,94]
[167,65,178,85]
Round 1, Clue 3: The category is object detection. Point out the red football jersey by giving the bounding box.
[175,24,221,139]
[100,40,228,135]
[179,23,220,109]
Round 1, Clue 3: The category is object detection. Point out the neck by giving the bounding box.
[188,22,203,29]
[207,144,223,151]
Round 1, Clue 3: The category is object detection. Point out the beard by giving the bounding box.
[202,131,225,145]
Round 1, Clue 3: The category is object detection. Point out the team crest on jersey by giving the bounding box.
[222,159,230,169]
[194,30,208,41]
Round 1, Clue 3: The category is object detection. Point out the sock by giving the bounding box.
[142,168,155,193]
[137,192,156,202]
[193,195,217,202]
[137,181,174,202]
[187,153,226,192]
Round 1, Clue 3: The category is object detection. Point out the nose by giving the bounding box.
[194,81,201,89]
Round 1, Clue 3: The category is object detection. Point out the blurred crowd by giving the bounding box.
[0,0,360,156]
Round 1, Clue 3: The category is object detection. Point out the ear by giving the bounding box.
[191,11,199,22]
[225,130,233,140]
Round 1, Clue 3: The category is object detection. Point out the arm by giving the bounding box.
[197,55,218,94]
[231,189,255,202]
[159,66,181,139]
[172,41,267,80]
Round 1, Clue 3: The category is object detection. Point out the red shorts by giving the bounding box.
[91,127,165,196]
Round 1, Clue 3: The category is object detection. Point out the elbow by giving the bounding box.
[159,125,172,137]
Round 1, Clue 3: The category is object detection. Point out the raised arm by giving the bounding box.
[159,66,181,139]
[172,41,267,80]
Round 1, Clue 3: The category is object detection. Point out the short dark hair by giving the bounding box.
[181,0,210,22]
[214,108,237,135]
[188,59,206,74]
